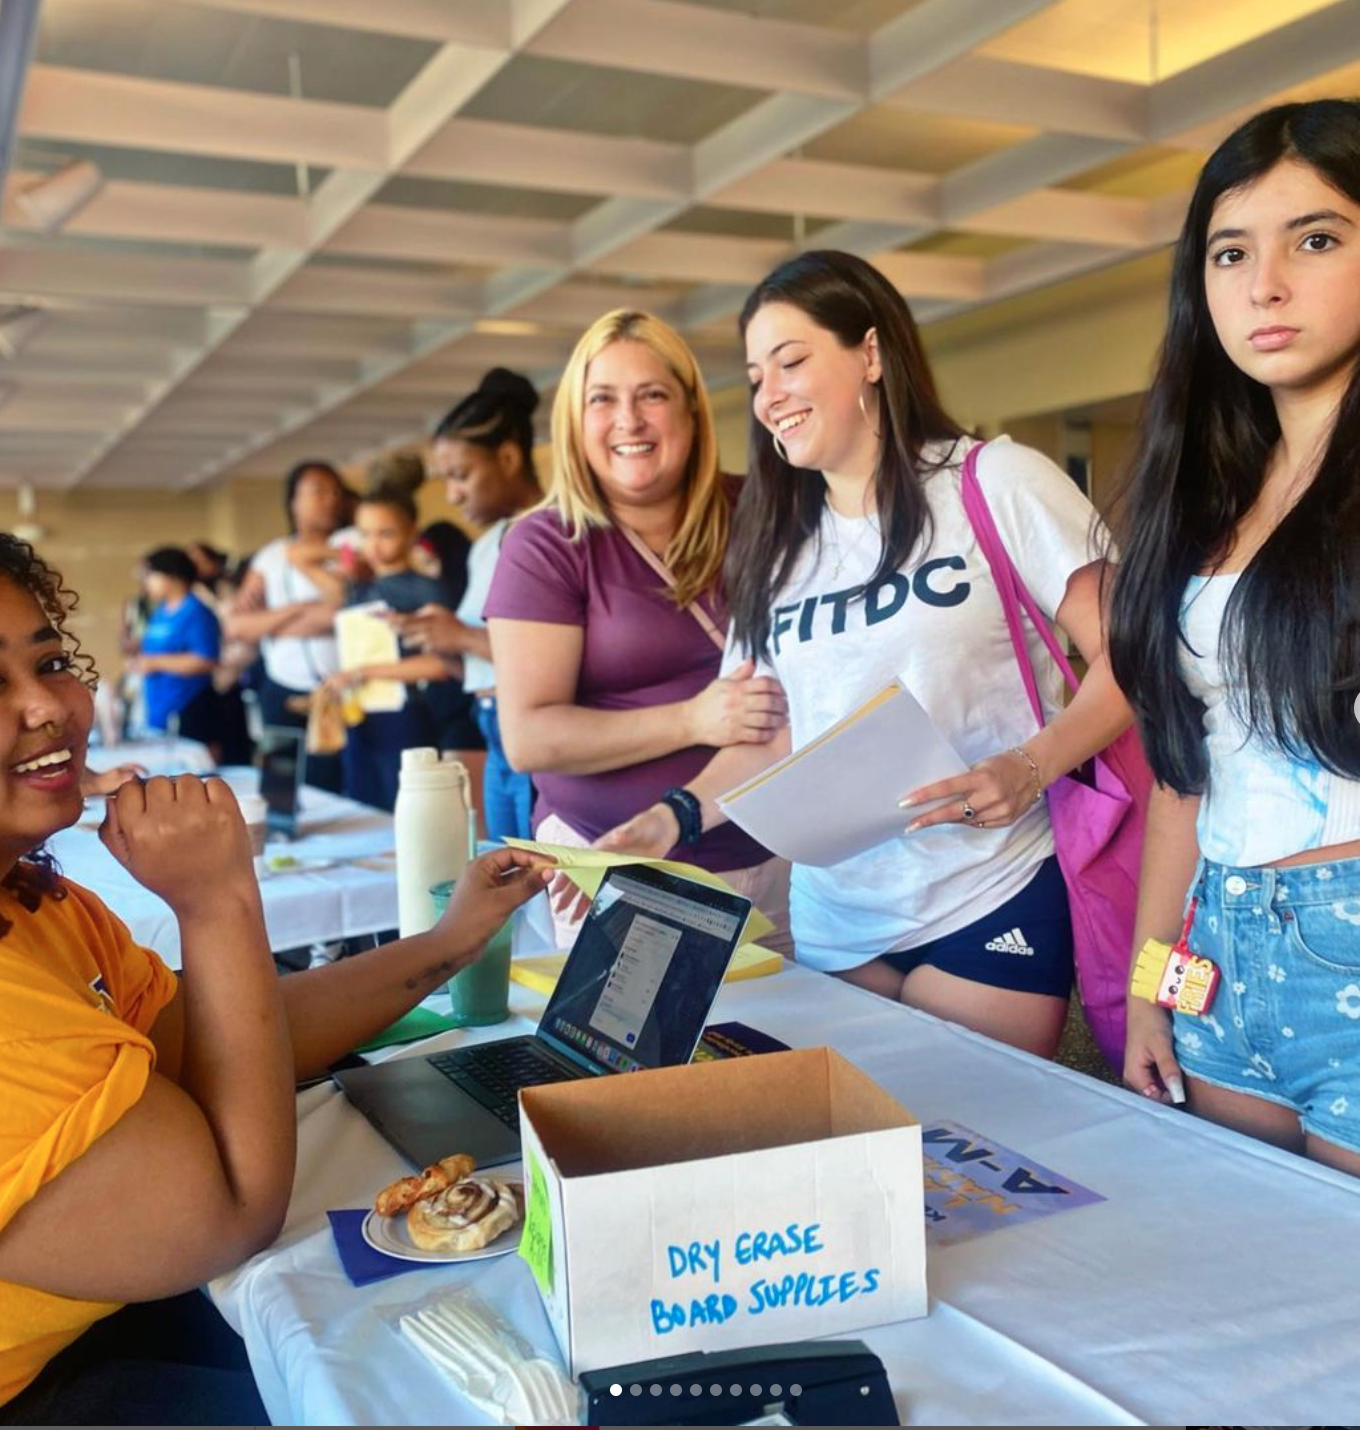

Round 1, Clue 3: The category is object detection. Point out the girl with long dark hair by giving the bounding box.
[1111,100,1360,1173]
[593,252,1132,1057]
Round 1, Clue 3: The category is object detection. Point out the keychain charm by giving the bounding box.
[1130,897,1221,1017]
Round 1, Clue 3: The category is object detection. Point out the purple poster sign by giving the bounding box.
[921,1120,1105,1246]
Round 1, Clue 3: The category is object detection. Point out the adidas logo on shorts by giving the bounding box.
[984,926,1035,957]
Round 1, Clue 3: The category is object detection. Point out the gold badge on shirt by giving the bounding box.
[87,974,116,1016]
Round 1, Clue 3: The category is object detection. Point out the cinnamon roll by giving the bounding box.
[406,1176,524,1253]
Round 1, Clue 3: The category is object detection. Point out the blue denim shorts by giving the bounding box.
[1173,854,1360,1154]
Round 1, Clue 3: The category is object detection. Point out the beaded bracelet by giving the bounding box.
[659,786,703,845]
[1009,745,1044,806]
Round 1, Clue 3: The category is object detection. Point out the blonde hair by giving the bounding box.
[548,309,729,608]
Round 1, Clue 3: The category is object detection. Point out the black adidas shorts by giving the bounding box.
[878,855,1073,998]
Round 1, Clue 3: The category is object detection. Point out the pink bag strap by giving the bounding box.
[618,523,728,653]
[959,441,1080,732]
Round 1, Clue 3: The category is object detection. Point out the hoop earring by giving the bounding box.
[773,434,791,464]
[859,383,882,440]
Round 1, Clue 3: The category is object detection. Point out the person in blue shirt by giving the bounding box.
[132,548,221,747]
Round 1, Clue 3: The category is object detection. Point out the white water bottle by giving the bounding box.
[394,748,472,938]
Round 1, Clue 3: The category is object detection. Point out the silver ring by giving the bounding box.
[961,801,976,822]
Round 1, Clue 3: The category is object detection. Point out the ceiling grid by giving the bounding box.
[0,0,1358,486]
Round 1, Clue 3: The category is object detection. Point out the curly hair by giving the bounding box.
[0,533,97,937]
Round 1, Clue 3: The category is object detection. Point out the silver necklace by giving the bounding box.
[826,508,881,579]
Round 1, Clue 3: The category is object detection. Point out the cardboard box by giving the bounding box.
[518,1047,926,1376]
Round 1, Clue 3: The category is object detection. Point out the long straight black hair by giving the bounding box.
[727,250,966,661]
[1107,99,1360,793]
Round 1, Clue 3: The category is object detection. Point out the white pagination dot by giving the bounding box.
[609,1384,621,1397]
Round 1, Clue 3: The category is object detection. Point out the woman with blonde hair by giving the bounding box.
[485,310,791,950]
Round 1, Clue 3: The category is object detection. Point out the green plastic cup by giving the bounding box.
[430,879,512,1026]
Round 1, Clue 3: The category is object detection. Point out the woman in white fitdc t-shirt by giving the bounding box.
[593,250,1136,1058]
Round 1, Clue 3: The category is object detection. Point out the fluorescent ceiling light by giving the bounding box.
[16,159,105,233]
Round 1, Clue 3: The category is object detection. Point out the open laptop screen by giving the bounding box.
[538,866,750,1076]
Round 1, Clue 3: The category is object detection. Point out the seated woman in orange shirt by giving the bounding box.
[0,535,552,1425]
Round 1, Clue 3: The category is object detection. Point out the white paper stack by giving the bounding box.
[716,678,966,866]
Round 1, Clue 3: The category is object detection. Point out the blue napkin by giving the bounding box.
[327,1209,440,1287]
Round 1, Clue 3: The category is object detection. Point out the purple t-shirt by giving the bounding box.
[483,507,769,872]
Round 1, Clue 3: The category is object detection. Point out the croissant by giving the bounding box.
[373,1153,477,1217]
[406,1177,523,1253]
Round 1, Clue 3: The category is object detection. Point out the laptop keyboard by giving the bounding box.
[427,1042,574,1131]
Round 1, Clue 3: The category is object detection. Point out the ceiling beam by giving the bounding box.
[160,0,511,46]
[1151,0,1360,143]
[268,267,483,319]
[954,187,1154,247]
[870,251,986,302]
[3,172,309,249]
[194,0,1066,482]
[68,0,580,487]
[526,0,866,101]
[20,64,389,169]
[0,245,253,307]
[884,54,1147,143]
[710,158,939,227]
[323,205,572,268]
[404,117,688,201]
[587,231,790,286]
[907,3,1360,330]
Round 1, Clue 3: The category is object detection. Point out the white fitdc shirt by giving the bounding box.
[722,435,1104,971]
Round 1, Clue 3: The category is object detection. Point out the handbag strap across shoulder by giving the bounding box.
[617,523,728,653]
[958,440,1080,730]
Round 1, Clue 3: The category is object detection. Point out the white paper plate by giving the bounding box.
[361,1208,523,1264]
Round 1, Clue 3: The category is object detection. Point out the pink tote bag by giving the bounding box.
[961,443,1151,1068]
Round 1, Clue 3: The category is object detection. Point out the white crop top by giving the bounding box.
[1179,572,1360,865]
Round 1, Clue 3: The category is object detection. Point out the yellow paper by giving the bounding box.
[334,602,405,713]
[511,941,783,997]
[504,839,774,943]
[519,1151,553,1294]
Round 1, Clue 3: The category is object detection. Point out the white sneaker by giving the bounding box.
[307,941,342,968]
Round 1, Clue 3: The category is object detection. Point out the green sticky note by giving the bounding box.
[519,1151,553,1295]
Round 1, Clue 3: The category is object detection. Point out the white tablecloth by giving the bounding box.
[209,965,1360,1426]
[51,778,397,966]
[86,736,216,777]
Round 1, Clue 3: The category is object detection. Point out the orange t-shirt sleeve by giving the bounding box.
[0,883,177,1236]
[63,883,178,1037]
[0,1035,155,1237]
